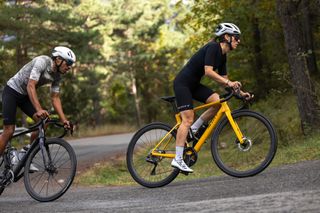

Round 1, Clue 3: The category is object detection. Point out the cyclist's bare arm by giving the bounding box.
[51,92,70,128]
[204,66,241,90]
[27,79,49,118]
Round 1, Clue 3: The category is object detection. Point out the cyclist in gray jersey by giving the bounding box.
[7,55,61,95]
[0,46,76,161]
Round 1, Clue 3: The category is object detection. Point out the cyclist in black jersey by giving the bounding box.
[171,23,253,173]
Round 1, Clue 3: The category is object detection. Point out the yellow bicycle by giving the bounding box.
[126,88,277,188]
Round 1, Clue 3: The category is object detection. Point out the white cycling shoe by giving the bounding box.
[171,158,193,173]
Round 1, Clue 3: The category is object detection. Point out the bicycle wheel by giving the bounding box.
[127,122,180,188]
[24,138,77,202]
[211,110,277,177]
[0,186,4,195]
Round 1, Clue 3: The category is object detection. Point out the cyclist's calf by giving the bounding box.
[0,125,15,155]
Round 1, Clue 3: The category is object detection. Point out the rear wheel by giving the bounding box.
[211,110,277,177]
[126,122,179,188]
[24,138,77,202]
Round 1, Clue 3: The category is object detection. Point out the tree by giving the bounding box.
[183,0,288,98]
[107,0,188,126]
[276,0,320,133]
[299,0,319,76]
[0,0,106,125]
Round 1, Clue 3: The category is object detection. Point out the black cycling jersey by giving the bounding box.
[174,41,227,112]
[183,41,227,81]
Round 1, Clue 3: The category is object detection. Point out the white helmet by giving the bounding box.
[215,23,241,37]
[52,46,76,65]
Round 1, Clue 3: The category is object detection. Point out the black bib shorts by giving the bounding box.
[2,85,36,125]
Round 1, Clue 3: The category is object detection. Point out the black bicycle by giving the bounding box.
[0,118,77,202]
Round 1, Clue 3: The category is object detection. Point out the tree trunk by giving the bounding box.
[131,75,142,127]
[251,16,265,98]
[276,0,320,134]
[299,0,318,76]
[128,51,142,127]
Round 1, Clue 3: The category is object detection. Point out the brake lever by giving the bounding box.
[69,123,74,135]
[243,93,255,105]
[63,122,74,136]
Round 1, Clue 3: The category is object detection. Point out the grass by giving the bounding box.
[75,91,320,187]
[71,123,137,138]
[75,135,320,187]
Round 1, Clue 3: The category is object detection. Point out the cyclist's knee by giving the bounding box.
[206,93,220,103]
[181,115,194,127]
[182,119,193,128]
[180,110,194,127]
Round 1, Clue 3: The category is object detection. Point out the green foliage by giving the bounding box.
[182,0,289,97]
[75,92,320,186]
[103,0,189,124]
[0,0,319,141]
[0,0,106,120]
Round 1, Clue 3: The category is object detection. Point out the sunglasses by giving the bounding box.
[233,35,240,42]
[65,59,74,66]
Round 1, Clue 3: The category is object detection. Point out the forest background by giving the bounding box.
[0,0,320,145]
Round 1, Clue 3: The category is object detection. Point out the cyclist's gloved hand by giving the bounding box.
[36,109,50,119]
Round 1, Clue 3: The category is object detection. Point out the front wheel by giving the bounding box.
[211,110,277,177]
[126,122,180,188]
[24,138,77,202]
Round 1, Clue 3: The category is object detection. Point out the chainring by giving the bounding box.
[183,147,198,167]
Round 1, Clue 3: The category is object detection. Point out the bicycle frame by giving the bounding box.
[2,119,67,183]
[151,98,245,159]
[4,121,45,182]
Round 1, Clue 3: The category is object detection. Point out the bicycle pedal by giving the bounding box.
[180,171,189,176]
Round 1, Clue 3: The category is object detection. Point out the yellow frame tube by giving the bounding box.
[151,100,245,158]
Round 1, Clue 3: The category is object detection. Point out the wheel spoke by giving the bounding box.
[24,138,76,202]
[212,111,277,177]
[127,123,179,188]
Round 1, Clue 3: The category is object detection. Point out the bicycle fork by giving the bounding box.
[38,124,54,172]
[222,103,246,145]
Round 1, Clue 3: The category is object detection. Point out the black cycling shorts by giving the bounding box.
[173,72,214,112]
[2,85,36,125]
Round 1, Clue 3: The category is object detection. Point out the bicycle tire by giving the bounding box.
[24,138,77,202]
[126,122,180,188]
[0,186,4,195]
[211,110,277,177]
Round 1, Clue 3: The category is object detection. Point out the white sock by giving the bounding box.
[175,146,184,160]
[191,117,204,133]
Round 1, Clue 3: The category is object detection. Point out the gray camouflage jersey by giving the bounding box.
[7,55,61,95]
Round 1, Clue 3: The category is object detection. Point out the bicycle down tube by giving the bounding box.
[151,98,245,158]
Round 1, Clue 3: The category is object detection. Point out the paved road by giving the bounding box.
[68,133,134,170]
[1,158,320,212]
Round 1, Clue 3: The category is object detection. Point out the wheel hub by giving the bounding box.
[238,137,252,152]
[46,164,58,174]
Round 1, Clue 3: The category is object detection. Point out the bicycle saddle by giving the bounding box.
[160,96,176,103]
